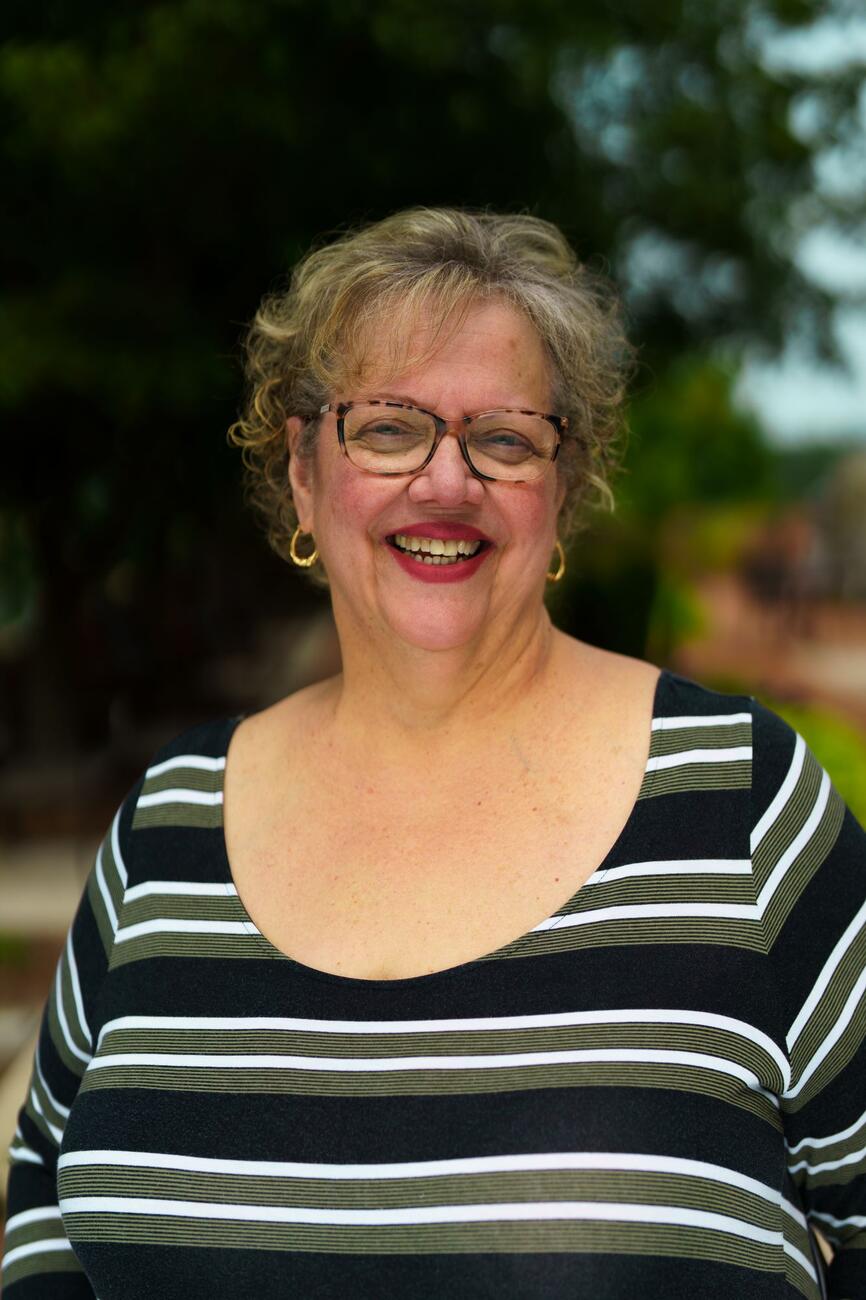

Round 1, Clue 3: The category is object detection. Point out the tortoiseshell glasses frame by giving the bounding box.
[318,399,567,484]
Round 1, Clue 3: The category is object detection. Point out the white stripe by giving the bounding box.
[778,1194,819,1282]
[2,1239,75,1268]
[56,1148,782,1203]
[85,1046,776,1098]
[594,859,752,882]
[759,769,832,947]
[146,753,227,777]
[784,965,866,1099]
[652,712,751,731]
[94,841,119,936]
[53,956,90,1067]
[94,1008,789,1086]
[8,1143,44,1166]
[650,746,751,772]
[785,819,863,1050]
[56,1193,781,1241]
[787,1104,866,1155]
[115,918,250,943]
[138,788,223,809]
[809,1210,866,1232]
[51,1191,780,1242]
[4,1205,64,1233]
[65,929,91,1051]
[751,733,806,854]
[125,880,237,902]
[788,1138,866,1179]
[110,802,128,889]
[533,901,761,931]
[28,1081,64,1146]
[35,1040,71,1121]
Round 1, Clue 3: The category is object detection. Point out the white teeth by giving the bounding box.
[393,533,482,558]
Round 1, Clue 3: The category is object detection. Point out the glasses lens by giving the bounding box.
[466,412,557,481]
[342,403,435,472]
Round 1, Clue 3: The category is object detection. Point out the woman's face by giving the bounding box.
[288,298,566,655]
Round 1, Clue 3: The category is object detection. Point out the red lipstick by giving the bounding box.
[385,521,494,584]
[388,522,492,542]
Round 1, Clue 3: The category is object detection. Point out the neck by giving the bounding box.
[323,599,560,761]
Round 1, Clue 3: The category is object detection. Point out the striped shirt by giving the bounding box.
[3,667,866,1298]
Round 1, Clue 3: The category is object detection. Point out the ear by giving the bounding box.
[287,416,315,533]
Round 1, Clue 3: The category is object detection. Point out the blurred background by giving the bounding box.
[1,0,865,1253]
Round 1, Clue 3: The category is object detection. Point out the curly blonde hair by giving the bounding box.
[227,207,636,582]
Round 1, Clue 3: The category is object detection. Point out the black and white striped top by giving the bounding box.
[4,668,866,1298]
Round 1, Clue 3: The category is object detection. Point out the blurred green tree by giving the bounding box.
[0,0,860,753]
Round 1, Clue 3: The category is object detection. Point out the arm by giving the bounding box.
[1,781,138,1296]
[752,698,866,1299]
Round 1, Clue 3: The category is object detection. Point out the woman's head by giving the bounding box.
[228,207,635,584]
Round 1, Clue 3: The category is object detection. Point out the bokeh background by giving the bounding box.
[2,0,865,1254]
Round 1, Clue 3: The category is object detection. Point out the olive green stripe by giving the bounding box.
[34,1057,74,1130]
[640,763,751,799]
[784,1003,866,1114]
[760,791,846,949]
[109,914,768,971]
[97,1026,782,1087]
[85,829,123,958]
[788,1128,866,1175]
[2,1248,84,1290]
[558,875,756,915]
[752,750,825,887]
[133,803,224,831]
[47,968,88,1079]
[129,768,755,833]
[59,1213,782,1273]
[141,766,224,795]
[78,1060,780,1124]
[56,1168,779,1227]
[788,928,866,1071]
[24,1064,63,1146]
[122,897,245,923]
[3,1214,68,1250]
[108,932,263,969]
[489,916,766,961]
[649,723,752,755]
[120,875,758,924]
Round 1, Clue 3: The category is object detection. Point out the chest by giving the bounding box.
[224,729,649,980]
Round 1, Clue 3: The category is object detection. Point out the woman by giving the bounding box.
[3,208,863,1297]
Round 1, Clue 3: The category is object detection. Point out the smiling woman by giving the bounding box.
[4,209,866,1300]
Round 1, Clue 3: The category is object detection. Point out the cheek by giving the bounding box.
[316,462,392,546]
[506,480,561,541]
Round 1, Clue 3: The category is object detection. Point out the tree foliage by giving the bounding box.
[0,0,860,750]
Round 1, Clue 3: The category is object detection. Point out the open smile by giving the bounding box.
[387,533,488,567]
[384,528,494,583]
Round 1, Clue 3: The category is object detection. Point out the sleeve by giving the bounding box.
[751,697,866,1299]
[1,779,139,1297]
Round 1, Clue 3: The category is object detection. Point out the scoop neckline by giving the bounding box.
[217,665,671,990]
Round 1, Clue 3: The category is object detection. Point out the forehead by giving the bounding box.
[340,297,551,407]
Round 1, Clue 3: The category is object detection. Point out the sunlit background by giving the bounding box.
[1,2,865,1253]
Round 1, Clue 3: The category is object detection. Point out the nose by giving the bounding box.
[407,428,485,508]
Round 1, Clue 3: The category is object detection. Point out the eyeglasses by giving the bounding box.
[319,400,566,483]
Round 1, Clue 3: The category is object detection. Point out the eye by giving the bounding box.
[471,429,537,462]
[349,419,426,442]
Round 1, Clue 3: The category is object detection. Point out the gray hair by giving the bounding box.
[228,207,636,581]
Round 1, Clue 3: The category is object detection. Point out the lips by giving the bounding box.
[387,522,492,542]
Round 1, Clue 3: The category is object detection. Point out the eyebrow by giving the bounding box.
[358,392,423,407]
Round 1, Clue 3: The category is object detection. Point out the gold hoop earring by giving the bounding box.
[547,540,566,583]
[289,524,318,568]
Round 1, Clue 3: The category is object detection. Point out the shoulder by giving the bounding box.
[656,669,844,827]
[122,712,244,852]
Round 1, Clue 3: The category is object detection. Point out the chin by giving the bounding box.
[383,599,490,653]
